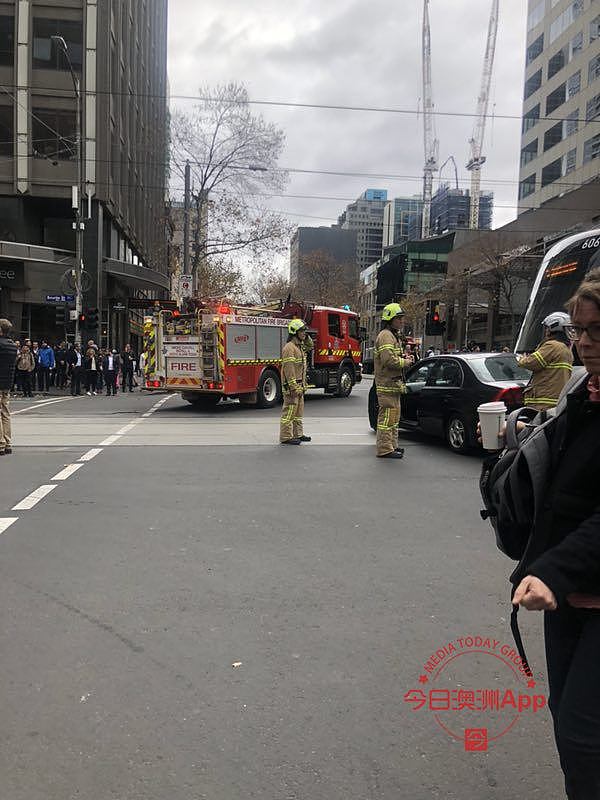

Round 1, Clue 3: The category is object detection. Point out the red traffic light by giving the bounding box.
[79,313,86,322]
[433,312,440,323]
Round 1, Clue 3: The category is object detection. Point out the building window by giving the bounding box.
[519,173,536,200]
[527,34,544,65]
[587,93,600,122]
[0,16,15,66]
[542,158,563,187]
[571,30,583,57]
[528,0,545,32]
[32,19,83,71]
[32,108,76,160]
[583,133,600,163]
[590,54,600,84]
[550,1,584,44]
[544,121,563,152]
[548,47,566,79]
[521,139,538,166]
[591,14,600,42]
[567,70,581,97]
[546,83,566,115]
[566,108,579,135]
[565,147,577,174]
[0,105,13,157]
[522,103,540,134]
[525,69,542,100]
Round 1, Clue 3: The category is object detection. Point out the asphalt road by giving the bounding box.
[0,382,561,799]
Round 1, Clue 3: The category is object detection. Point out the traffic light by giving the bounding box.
[425,299,445,336]
[55,305,66,326]
[87,308,99,328]
[78,312,87,325]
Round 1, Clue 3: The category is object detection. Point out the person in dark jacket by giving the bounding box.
[121,343,136,392]
[54,341,68,389]
[512,268,600,799]
[0,318,18,455]
[102,349,121,396]
[66,344,84,396]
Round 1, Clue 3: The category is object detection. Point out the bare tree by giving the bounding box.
[170,83,293,295]
[295,250,358,308]
[246,263,292,305]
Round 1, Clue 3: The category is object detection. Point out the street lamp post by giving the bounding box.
[52,35,83,344]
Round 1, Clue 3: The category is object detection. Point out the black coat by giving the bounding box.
[102,354,121,372]
[527,383,600,602]
[66,349,83,368]
[0,336,17,390]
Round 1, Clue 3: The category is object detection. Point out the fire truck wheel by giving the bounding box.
[256,369,282,408]
[335,363,354,398]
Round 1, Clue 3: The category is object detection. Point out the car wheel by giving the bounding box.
[445,414,470,454]
[256,369,281,408]
[335,364,354,397]
[368,383,378,431]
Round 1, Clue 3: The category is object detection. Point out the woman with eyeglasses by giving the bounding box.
[511,267,600,799]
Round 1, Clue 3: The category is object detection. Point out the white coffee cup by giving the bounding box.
[477,401,507,450]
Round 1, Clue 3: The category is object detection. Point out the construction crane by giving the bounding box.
[466,0,499,230]
[421,0,439,239]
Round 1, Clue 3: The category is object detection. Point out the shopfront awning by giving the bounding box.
[104,258,170,291]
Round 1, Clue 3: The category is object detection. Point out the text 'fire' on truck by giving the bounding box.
[143,300,363,408]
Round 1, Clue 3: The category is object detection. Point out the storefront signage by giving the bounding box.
[0,262,25,289]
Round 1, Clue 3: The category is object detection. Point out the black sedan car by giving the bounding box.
[368,352,532,454]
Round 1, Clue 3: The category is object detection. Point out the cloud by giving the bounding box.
[167,0,527,232]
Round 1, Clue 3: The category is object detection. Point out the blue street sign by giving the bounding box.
[46,294,75,303]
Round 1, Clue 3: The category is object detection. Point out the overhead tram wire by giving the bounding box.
[2,81,600,127]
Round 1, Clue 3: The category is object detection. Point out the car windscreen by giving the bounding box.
[468,356,531,383]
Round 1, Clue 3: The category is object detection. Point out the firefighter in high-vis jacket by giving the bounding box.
[280,319,311,445]
[518,311,574,412]
[374,303,413,459]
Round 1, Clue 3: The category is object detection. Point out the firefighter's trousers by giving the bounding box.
[280,391,304,441]
[376,391,400,456]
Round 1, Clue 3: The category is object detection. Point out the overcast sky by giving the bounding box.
[167,0,527,238]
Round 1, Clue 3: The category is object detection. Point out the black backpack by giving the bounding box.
[479,407,551,561]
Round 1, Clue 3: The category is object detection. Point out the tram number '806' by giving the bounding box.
[582,237,600,249]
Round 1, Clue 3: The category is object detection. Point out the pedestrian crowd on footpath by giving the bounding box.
[9,338,147,397]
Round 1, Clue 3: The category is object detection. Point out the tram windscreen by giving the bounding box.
[516,235,600,352]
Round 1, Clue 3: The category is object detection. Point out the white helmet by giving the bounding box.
[542,312,571,333]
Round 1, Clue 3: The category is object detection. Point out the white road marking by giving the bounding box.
[0,518,18,535]
[115,422,138,435]
[12,397,74,415]
[51,463,84,481]
[98,434,121,446]
[12,485,58,511]
[79,448,103,462]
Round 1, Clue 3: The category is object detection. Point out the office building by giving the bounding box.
[382,196,423,248]
[337,189,387,274]
[430,184,493,235]
[0,0,169,346]
[519,0,600,211]
[290,226,357,286]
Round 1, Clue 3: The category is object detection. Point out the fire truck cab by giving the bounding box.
[144,301,362,408]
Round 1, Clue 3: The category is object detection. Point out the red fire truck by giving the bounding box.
[143,300,363,407]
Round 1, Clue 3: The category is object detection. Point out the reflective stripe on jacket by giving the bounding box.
[374,328,409,394]
[281,339,306,394]
[519,339,573,407]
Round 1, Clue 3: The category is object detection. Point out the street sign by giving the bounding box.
[47,294,75,303]
[179,275,193,298]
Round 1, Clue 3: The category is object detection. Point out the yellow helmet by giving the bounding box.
[288,319,307,335]
[382,303,405,322]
